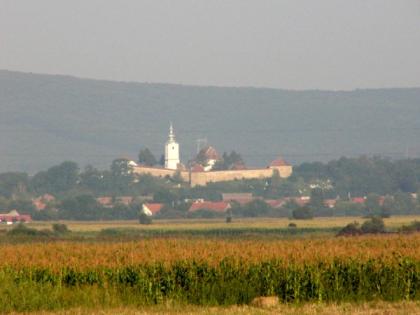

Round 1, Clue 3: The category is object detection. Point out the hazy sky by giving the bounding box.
[1,0,419,90]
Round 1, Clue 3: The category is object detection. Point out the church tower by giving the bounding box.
[165,123,180,170]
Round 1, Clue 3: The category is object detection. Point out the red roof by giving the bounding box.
[351,197,366,204]
[270,158,290,167]
[191,164,205,172]
[324,199,337,208]
[198,146,220,160]
[96,197,113,207]
[143,203,164,215]
[265,199,286,208]
[0,210,31,223]
[189,201,231,213]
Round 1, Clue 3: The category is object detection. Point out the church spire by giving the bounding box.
[168,122,175,142]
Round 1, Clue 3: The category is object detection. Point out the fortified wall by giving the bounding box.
[132,165,292,187]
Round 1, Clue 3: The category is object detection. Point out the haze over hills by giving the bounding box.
[1,69,420,174]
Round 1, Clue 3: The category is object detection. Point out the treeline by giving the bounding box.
[0,156,420,220]
[293,156,420,197]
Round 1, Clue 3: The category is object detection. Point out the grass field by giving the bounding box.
[2,215,419,233]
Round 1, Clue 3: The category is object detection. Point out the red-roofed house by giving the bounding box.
[265,199,287,209]
[0,210,31,224]
[324,199,337,208]
[142,203,164,216]
[96,197,113,208]
[189,201,231,213]
[351,197,366,204]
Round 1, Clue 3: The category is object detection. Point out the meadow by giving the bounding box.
[1,216,420,313]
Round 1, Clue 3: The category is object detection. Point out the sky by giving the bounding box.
[1,0,420,90]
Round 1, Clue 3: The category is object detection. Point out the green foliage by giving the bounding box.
[232,200,273,217]
[138,148,157,166]
[52,223,69,235]
[139,213,152,225]
[400,221,420,233]
[212,151,244,170]
[7,223,53,237]
[292,206,314,220]
[0,172,28,198]
[337,222,362,236]
[1,258,420,312]
[31,161,79,194]
[361,217,386,234]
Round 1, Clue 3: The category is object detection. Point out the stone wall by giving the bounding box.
[132,165,293,187]
[189,166,292,187]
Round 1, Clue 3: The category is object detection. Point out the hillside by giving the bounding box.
[1,70,420,173]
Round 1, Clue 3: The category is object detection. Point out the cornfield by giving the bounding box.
[1,234,420,312]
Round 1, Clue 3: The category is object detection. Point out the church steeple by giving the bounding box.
[165,123,180,169]
[168,122,175,142]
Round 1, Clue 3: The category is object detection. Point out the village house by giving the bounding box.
[0,210,31,224]
[32,194,55,211]
[142,203,164,216]
[188,201,231,213]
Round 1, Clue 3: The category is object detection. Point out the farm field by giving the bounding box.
[8,301,420,315]
[2,215,420,232]
[1,216,420,313]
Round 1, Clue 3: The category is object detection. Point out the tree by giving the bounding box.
[337,221,362,236]
[310,188,325,209]
[365,193,381,216]
[138,148,157,166]
[292,206,313,220]
[0,172,28,198]
[213,151,244,170]
[139,212,152,224]
[236,200,272,217]
[31,161,79,194]
[361,217,385,234]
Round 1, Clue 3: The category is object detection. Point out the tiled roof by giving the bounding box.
[270,158,290,167]
[198,146,220,160]
[143,203,164,215]
[189,201,230,213]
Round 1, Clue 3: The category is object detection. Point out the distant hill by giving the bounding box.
[1,69,420,173]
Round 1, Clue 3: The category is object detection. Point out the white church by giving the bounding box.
[164,123,180,170]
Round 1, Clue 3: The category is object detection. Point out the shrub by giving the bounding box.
[400,221,420,233]
[361,217,385,234]
[7,223,53,237]
[337,221,362,236]
[292,206,313,220]
[139,213,152,225]
[52,223,69,235]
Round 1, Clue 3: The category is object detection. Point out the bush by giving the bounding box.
[337,222,362,236]
[52,223,69,235]
[292,206,313,220]
[361,217,385,234]
[400,221,420,233]
[139,213,152,225]
[7,223,53,237]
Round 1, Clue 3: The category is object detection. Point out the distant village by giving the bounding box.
[2,124,418,224]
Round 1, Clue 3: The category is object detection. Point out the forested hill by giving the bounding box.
[1,69,420,173]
